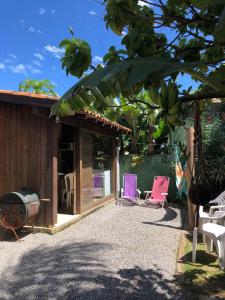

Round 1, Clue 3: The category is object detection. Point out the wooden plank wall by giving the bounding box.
[0,102,57,226]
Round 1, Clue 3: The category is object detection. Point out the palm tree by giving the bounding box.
[19,79,58,97]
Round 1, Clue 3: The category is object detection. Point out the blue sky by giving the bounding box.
[0,0,196,96]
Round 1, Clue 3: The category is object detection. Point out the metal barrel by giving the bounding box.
[0,190,40,229]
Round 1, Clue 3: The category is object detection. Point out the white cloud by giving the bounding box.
[19,19,42,35]
[138,0,150,7]
[93,56,103,63]
[28,26,35,33]
[0,63,5,70]
[4,59,12,64]
[33,53,44,61]
[44,45,64,58]
[39,8,46,15]
[31,68,41,74]
[88,11,97,16]
[39,7,55,15]
[121,30,127,36]
[32,60,42,67]
[26,65,41,74]
[9,63,41,75]
[7,54,17,60]
[9,64,26,74]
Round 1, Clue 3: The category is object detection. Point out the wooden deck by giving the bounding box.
[23,198,115,234]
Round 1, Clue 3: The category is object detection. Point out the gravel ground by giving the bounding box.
[0,201,186,300]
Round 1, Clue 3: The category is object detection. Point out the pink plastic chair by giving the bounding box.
[145,176,170,207]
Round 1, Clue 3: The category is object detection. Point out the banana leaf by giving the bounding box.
[52,57,200,116]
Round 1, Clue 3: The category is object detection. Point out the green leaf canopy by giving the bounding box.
[53,57,200,115]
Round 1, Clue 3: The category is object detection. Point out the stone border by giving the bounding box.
[176,231,190,275]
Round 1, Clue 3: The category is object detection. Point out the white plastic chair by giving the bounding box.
[199,192,225,243]
[199,205,225,231]
[202,223,225,269]
[192,212,225,268]
[63,173,74,209]
[209,191,225,206]
[192,192,225,266]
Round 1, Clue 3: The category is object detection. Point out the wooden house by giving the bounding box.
[0,90,131,230]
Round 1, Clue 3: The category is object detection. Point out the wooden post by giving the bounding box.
[46,120,58,227]
[75,128,82,214]
[115,137,120,204]
[186,127,196,229]
[52,122,58,226]
[72,129,76,215]
[112,138,116,195]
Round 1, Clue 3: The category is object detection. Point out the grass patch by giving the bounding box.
[176,233,225,297]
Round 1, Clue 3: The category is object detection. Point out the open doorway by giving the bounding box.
[58,124,76,215]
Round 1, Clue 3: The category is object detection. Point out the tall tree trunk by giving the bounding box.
[193,102,204,184]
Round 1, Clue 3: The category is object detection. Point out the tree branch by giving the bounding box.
[154,29,184,56]
[102,102,131,108]
[180,91,225,103]
[89,65,97,71]
[139,0,162,9]
[185,29,213,43]
[124,6,200,25]
[187,70,225,91]
[127,96,160,109]
[206,57,225,65]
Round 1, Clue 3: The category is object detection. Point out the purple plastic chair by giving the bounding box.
[93,173,105,198]
[120,173,141,204]
[145,176,170,207]
[94,174,103,188]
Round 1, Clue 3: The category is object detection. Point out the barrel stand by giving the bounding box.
[0,213,21,242]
